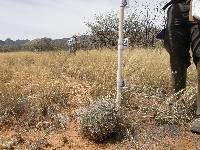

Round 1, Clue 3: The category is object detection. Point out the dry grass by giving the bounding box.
[0,48,197,128]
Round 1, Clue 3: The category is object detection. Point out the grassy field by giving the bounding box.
[0,48,199,149]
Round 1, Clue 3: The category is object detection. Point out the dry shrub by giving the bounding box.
[0,82,70,128]
[155,87,196,125]
[78,97,120,142]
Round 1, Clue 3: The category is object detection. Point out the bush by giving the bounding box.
[24,37,54,51]
[78,97,120,142]
[86,10,160,48]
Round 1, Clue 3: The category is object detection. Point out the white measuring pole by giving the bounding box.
[116,0,127,110]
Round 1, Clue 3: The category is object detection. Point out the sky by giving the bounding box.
[0,0,164,40]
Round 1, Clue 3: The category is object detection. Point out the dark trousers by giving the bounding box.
[164,1,200,114]
[165,1,200,66]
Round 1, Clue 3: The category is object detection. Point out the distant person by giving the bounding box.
[67,34,81,54]
[163,0,200,132]
[67,37,75,54]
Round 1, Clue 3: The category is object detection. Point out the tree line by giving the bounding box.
[0,7,163,52]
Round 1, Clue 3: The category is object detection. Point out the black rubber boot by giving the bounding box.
[170,55,187,94]
[191,60,200,133]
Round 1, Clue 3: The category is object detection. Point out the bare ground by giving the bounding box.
[1,78,200,150]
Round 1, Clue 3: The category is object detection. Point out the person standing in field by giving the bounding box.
[67,35,79,54]
[67,37,74,53]
[164,0,200,132]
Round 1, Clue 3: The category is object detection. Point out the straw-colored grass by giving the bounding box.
[0,48,197,127]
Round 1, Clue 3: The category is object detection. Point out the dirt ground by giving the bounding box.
[1,79,200,150]
[2,116,200,150]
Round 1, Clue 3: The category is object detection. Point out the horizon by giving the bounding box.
[0,0,165,41]
[0,37,72,41]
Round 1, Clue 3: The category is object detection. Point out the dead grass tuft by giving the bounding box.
[156,87,196,125]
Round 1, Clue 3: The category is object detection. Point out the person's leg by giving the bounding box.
[190,59,200,133]
[190,22,200,133]
[164,4,191,94]
[170,54,187,93]
[191,23,200,115]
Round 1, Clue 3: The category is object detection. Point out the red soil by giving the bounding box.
[1,79,200,150]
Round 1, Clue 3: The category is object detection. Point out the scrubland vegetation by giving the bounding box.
[0,48,199,149]
[1,1,199,149]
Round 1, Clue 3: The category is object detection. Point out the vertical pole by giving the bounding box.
[116,2,125,110]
